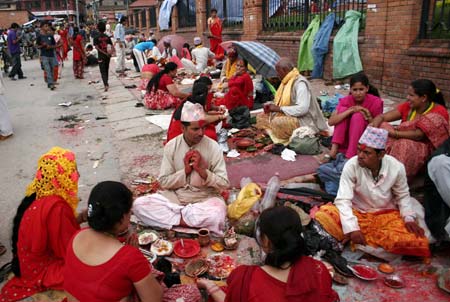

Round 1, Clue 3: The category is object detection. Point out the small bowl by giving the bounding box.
[350,264,378,281]
[235,138,255,149]
[138,231,158,245]
[384,275,405,289]
[185,259,209,277]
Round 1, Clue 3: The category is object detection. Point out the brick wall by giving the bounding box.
[151,0,450,103]
[0,11,28,29]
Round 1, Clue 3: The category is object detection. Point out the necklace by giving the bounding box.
[408,102,434,121]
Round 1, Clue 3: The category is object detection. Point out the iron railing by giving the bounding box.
[177,0,196,28]
[262,0,366,32]
[206,0,243,29]
[420,0,450,39]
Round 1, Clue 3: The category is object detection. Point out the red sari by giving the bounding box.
[216,73,254,110]
[383,102,449,177]
[143,74,183,110]
[72,34,85,79]
[0,196,80,301]
[58,29,69,61]
[225,256,338,302]
[208,17,224,60]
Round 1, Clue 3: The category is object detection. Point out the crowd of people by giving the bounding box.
[0,6,450,302]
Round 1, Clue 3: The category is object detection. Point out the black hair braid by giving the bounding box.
[11,193,36,276]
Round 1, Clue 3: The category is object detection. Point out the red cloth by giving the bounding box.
[142,63,160,74]
[181,47,192,60]
[397,101,449,122]
[216,73,254,110]
[72,34,83,61]
[158,74,174,92]
[0,196,80,301]
[209,18,224,60]
[63,229,151,302]
[225,256,338,302]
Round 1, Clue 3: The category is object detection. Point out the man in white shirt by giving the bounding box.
[113,16,127,75]
[161,38,177,59]
[315,126,431,257]
[256,58,328,144]
[132,101,229,235]
[190,37,215,72]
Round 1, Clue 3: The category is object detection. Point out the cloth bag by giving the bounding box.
[229,105,250,129]
[288,136,320,155]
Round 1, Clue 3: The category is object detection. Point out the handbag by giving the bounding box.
[288,136,320,155]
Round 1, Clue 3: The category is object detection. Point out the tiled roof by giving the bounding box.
[129,0,157,8]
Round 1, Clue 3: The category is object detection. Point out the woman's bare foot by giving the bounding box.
[104,85,109,92]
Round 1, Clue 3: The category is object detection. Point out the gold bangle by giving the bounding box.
[395,130,399,139]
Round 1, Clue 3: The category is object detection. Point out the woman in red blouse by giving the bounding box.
[197,206,339,302]
[215,58,254,110]
[143,62,190,110]
[63,181,163,302]
[371,79,449,178]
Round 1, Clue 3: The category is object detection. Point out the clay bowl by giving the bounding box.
[235,138,255,149]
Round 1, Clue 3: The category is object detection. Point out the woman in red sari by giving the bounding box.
[197,206,339,302]
[58,24,69,61]
[72,27,86,79]
[371,79,449,178]
[143,62,190,110]
[215,58,254,110]
[0,147,85,302]
[208,8,224,60]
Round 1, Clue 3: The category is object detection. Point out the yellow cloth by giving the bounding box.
[274,67,300,107]
[227,183,262,220]
[315,204,430,257]
[26,146,79,215]
[225,59,237,80]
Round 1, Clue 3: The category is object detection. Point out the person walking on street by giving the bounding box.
[7,23,26,80]
[72,27,86,79]
[114,16,127,76]
[36,22,59,90]
[0,71,13,140]
[94,22,113,91]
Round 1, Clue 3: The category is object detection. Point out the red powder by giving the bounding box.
[353,265,378,279]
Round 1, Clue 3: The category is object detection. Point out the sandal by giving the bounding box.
[0,242,6,256]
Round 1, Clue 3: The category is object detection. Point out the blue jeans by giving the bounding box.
[311,13,335,79]
[317,153,348,196]
[41,56,57,86]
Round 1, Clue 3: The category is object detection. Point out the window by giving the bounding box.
[46,0,51,10]
[419,0,450,39]
[207,0,243,28]
[149,7,157,28]
[33,1,41,8]
[177,0,196,28]
[141,9,147,27]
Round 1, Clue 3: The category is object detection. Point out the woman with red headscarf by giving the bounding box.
[0,147,86,301]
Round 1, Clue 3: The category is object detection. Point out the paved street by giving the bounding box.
[0,56,165,267]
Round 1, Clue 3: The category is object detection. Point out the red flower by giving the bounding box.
[63,151,75,161]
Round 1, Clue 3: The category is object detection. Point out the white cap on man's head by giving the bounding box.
[181,101,205,122]
[194,37,202,46]
[359,126,389,150]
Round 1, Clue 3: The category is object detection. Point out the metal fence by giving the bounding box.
[206,0,243,29]
[419,0,450,39]
[177,0,196,28]
[262,0,366,32]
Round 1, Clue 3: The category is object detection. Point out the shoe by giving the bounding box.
[9,77,16,81]
[18,76,27,80]
[0,134,13,141]
[48,84,55,90]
